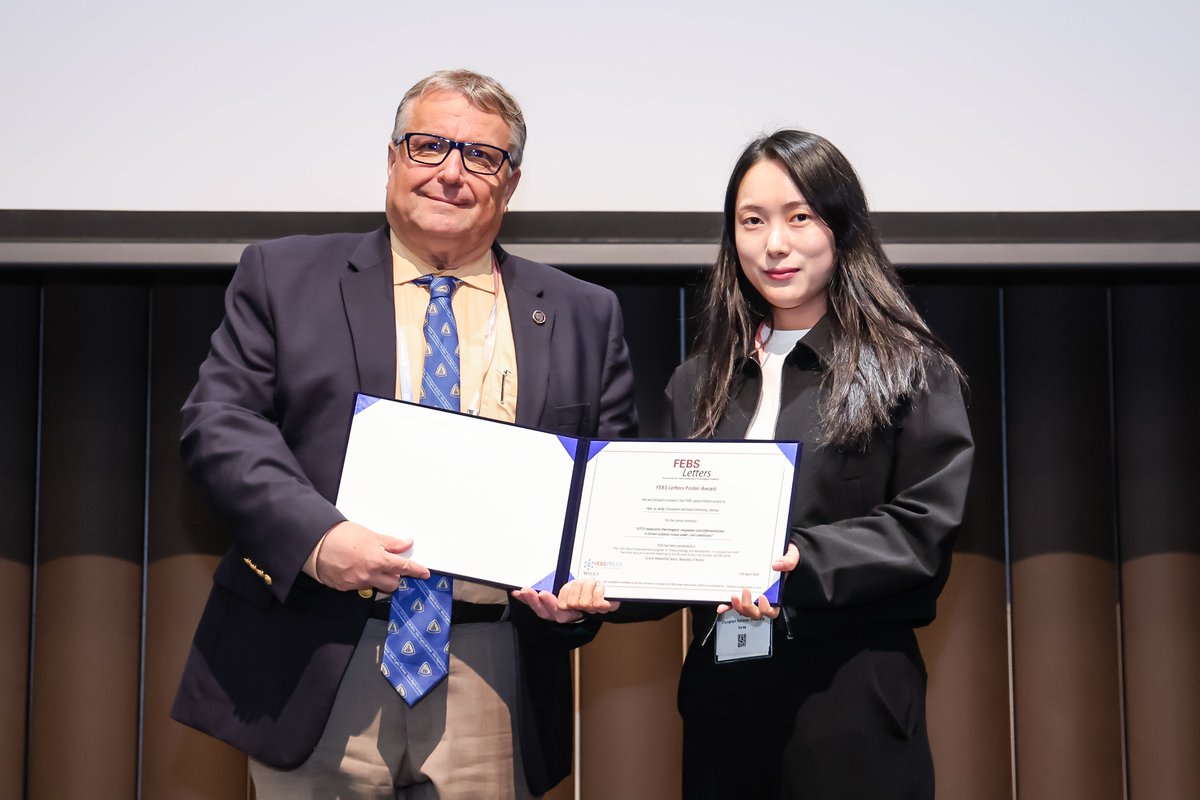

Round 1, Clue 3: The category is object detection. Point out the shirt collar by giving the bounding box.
[742,313,835,372]
[389,230,496,294]
[797,313,835,365]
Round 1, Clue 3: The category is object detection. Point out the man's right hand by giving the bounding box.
[314,521,430,592]
[556,578,621,615]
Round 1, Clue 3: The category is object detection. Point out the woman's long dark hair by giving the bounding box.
[691,130,962,448]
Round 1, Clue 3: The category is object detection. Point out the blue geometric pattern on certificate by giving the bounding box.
[381,574,453,706]
[380,273,460,704]
[532,571,574,593]
[557,435,578,460]
[762,578,780,604]
[775,442,799,466]
[586,440,610,461]
[532,571,558,593]
[354,394,381,415]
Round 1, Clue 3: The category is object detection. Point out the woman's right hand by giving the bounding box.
[557,579,622,615]
[721,543,801,620]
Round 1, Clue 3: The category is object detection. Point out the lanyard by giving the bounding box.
[396,255,501,416]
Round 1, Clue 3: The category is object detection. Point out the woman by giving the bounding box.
[559,130,974,799]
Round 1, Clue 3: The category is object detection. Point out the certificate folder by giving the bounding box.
[336,394,800,605]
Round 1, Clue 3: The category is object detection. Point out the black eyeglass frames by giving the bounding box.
[395,132,512,176]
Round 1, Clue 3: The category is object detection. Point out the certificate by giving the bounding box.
[336,394,799,603]
[336,394,577,592]
[567,440,798,604]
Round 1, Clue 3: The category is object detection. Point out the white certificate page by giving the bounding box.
[336,396,576,590]
[568,440,798,604]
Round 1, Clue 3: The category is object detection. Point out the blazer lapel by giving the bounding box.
[341,227,397,399]
[501,252,553,428]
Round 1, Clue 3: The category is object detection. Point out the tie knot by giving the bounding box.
[417,274,460,298]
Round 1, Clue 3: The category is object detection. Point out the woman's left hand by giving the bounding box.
[717,543,800,620]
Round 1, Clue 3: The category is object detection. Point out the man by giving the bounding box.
[171,69,638,799]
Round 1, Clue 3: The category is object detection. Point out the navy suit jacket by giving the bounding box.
[170,227,638,794]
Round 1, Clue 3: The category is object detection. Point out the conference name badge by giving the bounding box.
[714,609,772,663]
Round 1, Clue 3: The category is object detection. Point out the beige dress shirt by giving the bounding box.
[303,234,520,607]
[389,233,517,605]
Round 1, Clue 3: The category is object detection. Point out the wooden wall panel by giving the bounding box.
[4,256,1199,799]
[574,282,689,799]
[1119,555,1200,798]
[27,282,148,799]
[0,285,40,799]
[910,284,1013,799]
[1112,284,1200,799]
[142,281,249,799]
[579,616,684,800]
[1005,285,1124,800]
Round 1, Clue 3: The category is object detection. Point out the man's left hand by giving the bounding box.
[511,587,584,624]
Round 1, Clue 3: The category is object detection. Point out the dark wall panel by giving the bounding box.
[1112,284,1200,799]
[607,280,688,433]
[0,285,40,800]
[910,283,1013,799]
[1005,285,1124,800]
[142,280,249,799]
[27,282,148,798]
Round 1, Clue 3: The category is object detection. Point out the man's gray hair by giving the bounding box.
[392,69,527,170]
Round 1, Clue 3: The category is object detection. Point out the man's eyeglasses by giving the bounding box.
[396,133,512,176]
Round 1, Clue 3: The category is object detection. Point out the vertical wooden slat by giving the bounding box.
[910,283,1013,799]
[574,281,689,799]
[141,279,249,799]
[27,282,148,798]
[0,284,40,798]
[579,616,684,800]
[1005,285,1124,800]
[1112,284,1200,799]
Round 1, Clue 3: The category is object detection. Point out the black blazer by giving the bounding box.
[613,315,973,642]
[170,227,638,794]
[664,316,974,640]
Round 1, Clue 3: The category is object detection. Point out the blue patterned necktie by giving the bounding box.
[381,274,459,705]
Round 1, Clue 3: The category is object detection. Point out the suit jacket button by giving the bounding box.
[358,588,374,600]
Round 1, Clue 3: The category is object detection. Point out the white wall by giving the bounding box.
[2,0,1197,213]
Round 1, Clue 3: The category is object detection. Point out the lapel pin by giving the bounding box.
[532,309,547,325]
